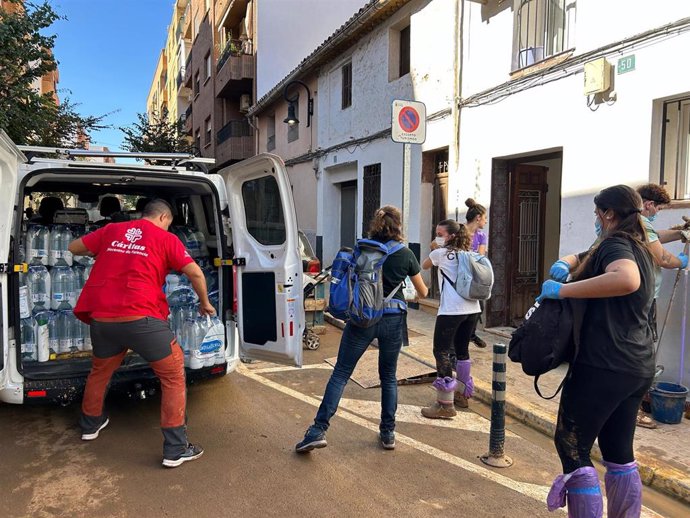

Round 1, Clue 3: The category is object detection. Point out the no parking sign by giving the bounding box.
[391,100,426,144]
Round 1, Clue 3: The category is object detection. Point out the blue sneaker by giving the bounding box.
[295,426,327,453]
[380,431,395,450]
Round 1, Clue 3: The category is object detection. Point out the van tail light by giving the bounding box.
[27,390,47,398]
[307,258,321,274]
[210,366,225,374]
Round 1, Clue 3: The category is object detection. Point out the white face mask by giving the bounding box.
[435,236,446,247]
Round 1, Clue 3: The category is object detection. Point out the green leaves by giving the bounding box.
[0,0,108,147]
[120,110,191,160]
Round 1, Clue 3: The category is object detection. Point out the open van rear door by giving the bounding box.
[0,131,24,398]
[220,154,303,367]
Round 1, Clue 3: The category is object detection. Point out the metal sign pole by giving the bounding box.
[402,143,411,241]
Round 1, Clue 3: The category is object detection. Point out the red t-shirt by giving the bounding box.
[74,219,194,323]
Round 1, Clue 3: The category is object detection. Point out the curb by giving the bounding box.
[323,313,690,505]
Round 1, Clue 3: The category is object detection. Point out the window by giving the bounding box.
[362,164,381,235]
[661,98,690,200]
[194,71,200,96]
[341,62,352,109]
[399,26,410,77]
[204,117,211,146]
[193,14,199,40]
[287,98,299,143]
[195,128,201,153]
[266,115,276,152]
[514,0,576,69]
[242,176,286,245]
[204,52,211,81]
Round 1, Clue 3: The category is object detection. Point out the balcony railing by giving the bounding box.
[217,119,252,145]
[217,39,252,71]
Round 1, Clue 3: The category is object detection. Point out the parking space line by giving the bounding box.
[239,364,664,517]
[250,363,333,374]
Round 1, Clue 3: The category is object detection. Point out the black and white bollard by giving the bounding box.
[481,343,513,468]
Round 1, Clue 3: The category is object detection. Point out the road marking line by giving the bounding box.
[251,363,333,374]
[238,364,663,518]
[338,398,519,437]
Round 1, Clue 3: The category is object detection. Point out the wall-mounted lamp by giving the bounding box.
[283,80,313,127]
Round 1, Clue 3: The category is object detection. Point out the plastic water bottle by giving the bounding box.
[167,285,198,308]
[182,316,197,368]
[212,316,225,365]
[47,311,59,357]
[73,318,85,352]
[20,316,38,362]
[83,323,92,351]
[165,273,181,296]
[192,229,208,258]
[50,262,74,310]
[26,225,50,265]
[27,258,51,313]
[49,225,73,266]
[56,301,75,353]
[73,264,86,304]
[34,310,51,362]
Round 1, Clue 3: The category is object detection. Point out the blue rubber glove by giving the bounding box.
[679,253,688,269]
[549,259,570,282]
[536,280,563,303]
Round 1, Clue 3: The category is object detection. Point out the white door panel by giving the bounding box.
[220,154,303,367]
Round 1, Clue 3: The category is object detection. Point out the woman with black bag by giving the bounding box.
[537,185,656,518]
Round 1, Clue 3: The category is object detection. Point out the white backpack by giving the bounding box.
[441,251,494,301]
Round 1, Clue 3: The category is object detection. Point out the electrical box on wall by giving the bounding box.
[583,58,612,95]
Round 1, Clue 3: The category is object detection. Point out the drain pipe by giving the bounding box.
[451,0,465,220]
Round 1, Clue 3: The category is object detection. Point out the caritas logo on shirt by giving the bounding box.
[106,227,149,257]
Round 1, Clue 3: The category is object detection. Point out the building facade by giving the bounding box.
[147,0,255,169]
[457,0,690,382]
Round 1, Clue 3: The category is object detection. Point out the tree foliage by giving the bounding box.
[120,110,191,156]
[0,0,108,146]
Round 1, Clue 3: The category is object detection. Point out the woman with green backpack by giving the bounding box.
[295,206,427,453]
[420,219,481,419]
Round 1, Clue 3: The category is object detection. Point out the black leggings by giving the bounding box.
[432,313,480,378]
[555,363,653,473]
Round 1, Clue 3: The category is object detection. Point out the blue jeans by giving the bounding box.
[314,313,404,433]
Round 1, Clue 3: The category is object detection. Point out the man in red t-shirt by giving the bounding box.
[69,199,215,468]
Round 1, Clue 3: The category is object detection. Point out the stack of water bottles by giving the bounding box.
[20,223,94,362]
[165,272,225,369]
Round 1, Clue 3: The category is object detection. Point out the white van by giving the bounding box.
[0,131,303,405]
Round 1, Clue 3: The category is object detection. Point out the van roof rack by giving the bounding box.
[17,146,216,169]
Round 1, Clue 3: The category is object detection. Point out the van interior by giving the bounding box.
[14,167,231,380]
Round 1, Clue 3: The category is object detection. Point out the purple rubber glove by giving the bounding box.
[536,279,562,303]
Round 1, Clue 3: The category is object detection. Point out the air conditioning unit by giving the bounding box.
[239,94,251,113]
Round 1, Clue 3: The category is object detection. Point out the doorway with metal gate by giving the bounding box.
[421,148,449,300]
[487,150,563,328]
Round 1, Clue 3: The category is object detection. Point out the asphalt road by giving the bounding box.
[0,325,686,518]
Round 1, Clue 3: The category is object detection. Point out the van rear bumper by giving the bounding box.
[21,363,228,406]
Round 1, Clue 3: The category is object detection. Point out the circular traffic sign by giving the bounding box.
[398,106,420,133]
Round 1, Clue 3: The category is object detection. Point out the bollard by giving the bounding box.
[480,343,513,468]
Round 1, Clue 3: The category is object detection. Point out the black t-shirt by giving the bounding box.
[381,245,421,302]
[577,236,655,377]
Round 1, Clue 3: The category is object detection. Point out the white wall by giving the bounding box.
[256,0,368,98]
[316,0,457,265]
[460,0,690,382]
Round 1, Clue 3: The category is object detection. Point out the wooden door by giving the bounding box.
[509,164,548,326]
[430,150,448,299]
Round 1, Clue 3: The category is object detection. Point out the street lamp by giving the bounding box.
[283,80,313,127]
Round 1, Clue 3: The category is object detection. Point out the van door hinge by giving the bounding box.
[213,257,246,267]
[0,263,28,274]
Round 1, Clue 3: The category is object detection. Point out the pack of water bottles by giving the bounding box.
[166,271,224,369]
[19,223,94,362]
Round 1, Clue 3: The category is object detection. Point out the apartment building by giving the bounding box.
[147,0,255,168]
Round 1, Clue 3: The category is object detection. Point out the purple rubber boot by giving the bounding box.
[547,466,603,517]
[456,360,474,398]
[603,460,642,518]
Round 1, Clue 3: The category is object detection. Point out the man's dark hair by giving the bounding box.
[637,183,671,205]
[142,199,173,218]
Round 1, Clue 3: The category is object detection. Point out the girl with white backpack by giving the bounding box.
[420,219,481,418]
